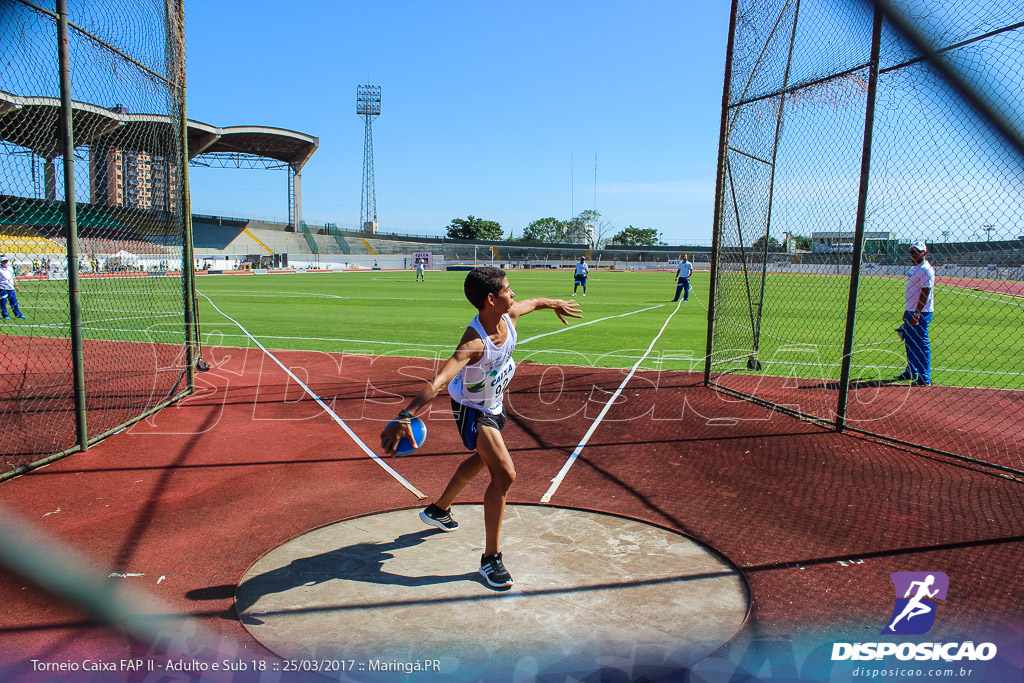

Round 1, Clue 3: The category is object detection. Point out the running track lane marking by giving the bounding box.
[197,291,426,500]
[540,299,684,504]
[518,304,665,345]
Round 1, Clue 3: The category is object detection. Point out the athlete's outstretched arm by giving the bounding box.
[510,298,582,325]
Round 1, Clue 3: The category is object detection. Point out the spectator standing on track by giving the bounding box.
[894,240,934,387]
[572,256,589,297]
[0,256,26,320]
[415,257,426,282]
[381,266,582,589]
[672,255,693,302]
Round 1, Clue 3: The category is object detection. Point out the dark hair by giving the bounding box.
[464,266,506,310]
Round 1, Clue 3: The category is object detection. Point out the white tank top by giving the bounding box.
[448,313,517,415]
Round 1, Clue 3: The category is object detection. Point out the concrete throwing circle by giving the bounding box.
[236,505,748,680]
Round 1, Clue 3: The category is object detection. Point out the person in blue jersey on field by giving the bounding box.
[672,255,693,302]
[894,241,934,387]
[381,266,581,588]
[572,256,589,297]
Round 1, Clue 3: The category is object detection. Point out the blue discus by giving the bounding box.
[387,416,427,456]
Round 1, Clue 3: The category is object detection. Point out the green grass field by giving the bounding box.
[5,275,189,345]
[192,269,711,373]
[714,270,1024,390]
[7,268,1021,390]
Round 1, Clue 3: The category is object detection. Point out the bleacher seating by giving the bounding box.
[0,224,65,254]
[192,217,246,249]
[312,234,351,254]
[1,194,177,257]
[361,237,435,256]
[244,228,310,255]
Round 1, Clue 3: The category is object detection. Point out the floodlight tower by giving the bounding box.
[356,84,381,234]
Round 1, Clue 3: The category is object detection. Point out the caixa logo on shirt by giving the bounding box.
[831,571,997,662]
[488,361,515,394]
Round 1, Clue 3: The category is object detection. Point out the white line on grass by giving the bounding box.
[197,291,426,501]
[737,358,1024,378]
[937,285,1024,307]
[85,314,182,325]
[205,290,458,303]
[518,305,665,345]
[28,304,183,317]
[517,349,689,363]
[540,299,684,504]
[195,331,452,348]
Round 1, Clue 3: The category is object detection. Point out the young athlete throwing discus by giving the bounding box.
[381,267,582,588]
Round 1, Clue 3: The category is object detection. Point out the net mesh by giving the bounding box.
[0,0,190,475]
[708,0,1024,472]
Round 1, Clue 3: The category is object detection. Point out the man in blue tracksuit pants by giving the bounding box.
[0,256,26,320]
[672,255,693,302]
[894,241,933,387]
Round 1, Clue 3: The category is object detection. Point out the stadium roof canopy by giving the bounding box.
[0,90,319,171]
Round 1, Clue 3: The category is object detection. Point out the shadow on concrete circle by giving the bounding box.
[236,504,748,680]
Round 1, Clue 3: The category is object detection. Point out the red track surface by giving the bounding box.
[0,336,188,460]
[1,347,1021,680]
[710,372,1024,472]
[935,275,1024,297]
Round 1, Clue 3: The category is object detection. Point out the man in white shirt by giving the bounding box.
[0,256,26,320]
[672,255,693,302]
[894,241,934,386]
[572,257,589,297]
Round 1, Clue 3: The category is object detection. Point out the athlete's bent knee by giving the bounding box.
[491,466,516,491]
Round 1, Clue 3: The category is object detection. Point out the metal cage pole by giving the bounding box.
[170,0,198,390]
[836,6,883,431]
[56,0,88,451]
[704,0,740,385]
[752,0,802,368]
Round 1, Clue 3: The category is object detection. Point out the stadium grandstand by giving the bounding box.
[0,88,317,273]
[0,194,177,272]
[187,218,718,272]
[187,216,1024,280]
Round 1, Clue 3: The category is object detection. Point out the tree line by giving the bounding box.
[446,215,815,250]
[445,211,665,247]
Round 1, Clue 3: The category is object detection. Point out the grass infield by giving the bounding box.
[6,268,1021,390]
[192,269,710,373]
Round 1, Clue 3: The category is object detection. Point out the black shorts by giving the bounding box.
[452,399,506,451]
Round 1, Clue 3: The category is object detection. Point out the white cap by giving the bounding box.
[910,240,927,252]
[0,255,8,262]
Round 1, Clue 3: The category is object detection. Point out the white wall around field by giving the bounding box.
[726,262,1024,281]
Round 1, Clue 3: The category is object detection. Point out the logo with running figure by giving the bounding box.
[882,571,949,635]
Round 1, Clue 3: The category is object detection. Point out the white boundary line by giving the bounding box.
[197,291,426,500]
[518,304,665,345]
[540,299,683,504]
[198,331,452,348]
[937,285,1024,307]
[205,290,458,303]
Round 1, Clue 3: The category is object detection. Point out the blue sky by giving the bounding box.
[184,1,731,243]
